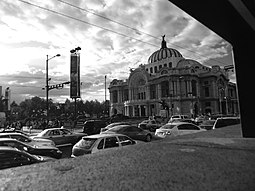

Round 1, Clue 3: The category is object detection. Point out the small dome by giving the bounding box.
[148,35,182,64]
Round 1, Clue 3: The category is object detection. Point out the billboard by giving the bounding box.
[70,53,80,98]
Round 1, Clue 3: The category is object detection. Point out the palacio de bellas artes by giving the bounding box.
[108,36,239,118]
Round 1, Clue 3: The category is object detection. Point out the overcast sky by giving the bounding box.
[0,0,235,104]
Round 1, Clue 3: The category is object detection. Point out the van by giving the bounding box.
[82,120,107,135]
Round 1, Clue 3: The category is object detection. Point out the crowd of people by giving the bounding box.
[3,118,65,131]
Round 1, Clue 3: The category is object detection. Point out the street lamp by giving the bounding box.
[46,54,61,127]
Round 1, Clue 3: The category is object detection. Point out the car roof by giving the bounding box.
[0,146,20,151]
[167,121,190,125]
[0,132,26,136]
[85,133,129,139]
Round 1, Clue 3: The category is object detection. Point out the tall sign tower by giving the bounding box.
[70,47,81,98]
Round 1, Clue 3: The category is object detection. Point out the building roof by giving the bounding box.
[148,35,182,64]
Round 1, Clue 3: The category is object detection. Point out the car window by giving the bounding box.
[49,130,60,136]
[10,135,31,142]
[84,121,94,127]
[104,137,119,149]
[160,124,176,129]
[118,136,134,146]
[0,135,10,138]
[60,129,72,135]
[97,139,104,150]
[125,126,141,132]
[178,124,200,130]
[76,138,97,149]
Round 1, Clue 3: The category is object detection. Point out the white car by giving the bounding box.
[168,115,189,123]
[155,122,206,138]
[71,133,136,157]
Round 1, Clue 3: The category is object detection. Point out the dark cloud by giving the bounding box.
[0,1,25,18]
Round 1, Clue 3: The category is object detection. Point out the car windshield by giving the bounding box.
[160,124,176,129]
[77,138,97,149]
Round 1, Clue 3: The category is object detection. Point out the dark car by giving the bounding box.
[71,133,136,157]
[102,125,153,142]
[32,128,87,147]
[100,122,131,133]
[138,119,161,132]
[109,114,129,123]
[0,146,55,170]
[213,117,240,129]
[0,138,62,159]
[83,120,108,135]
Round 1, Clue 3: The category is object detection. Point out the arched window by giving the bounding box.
[154,66,158,73]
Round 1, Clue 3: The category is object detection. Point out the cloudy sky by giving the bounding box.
[0,0,235,104]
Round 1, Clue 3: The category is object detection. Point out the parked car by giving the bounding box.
[212,117,240,129]
[100,122,131,133]
[168,115,189,123]
[194,116,208,125]
[155,122,206,138]
[101,125,153,142]
[0,128,30,136]
[71,133,136,157]
[83,120,108,135]
[138,119,161,132]
[0,138,62,159]
[109,114,129,123]
[199,119,216,130]
[0,132,55,147]
[32,128,87,147]
[0,146,55,170]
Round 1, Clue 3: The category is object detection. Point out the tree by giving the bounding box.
[0,95,4,112]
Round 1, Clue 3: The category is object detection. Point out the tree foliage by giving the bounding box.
[10,96,109,121]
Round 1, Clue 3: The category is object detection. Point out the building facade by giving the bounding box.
[109,37,239,118]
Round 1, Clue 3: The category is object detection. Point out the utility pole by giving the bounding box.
[105,75,107,116]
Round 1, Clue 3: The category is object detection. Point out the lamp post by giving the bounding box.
[46,54,60,127]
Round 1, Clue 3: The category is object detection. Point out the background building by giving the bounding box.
[109,37,239,118]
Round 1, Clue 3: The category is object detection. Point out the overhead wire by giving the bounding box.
[16,0,159,49]
[15,0,231,67]
[55,0,230,66]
